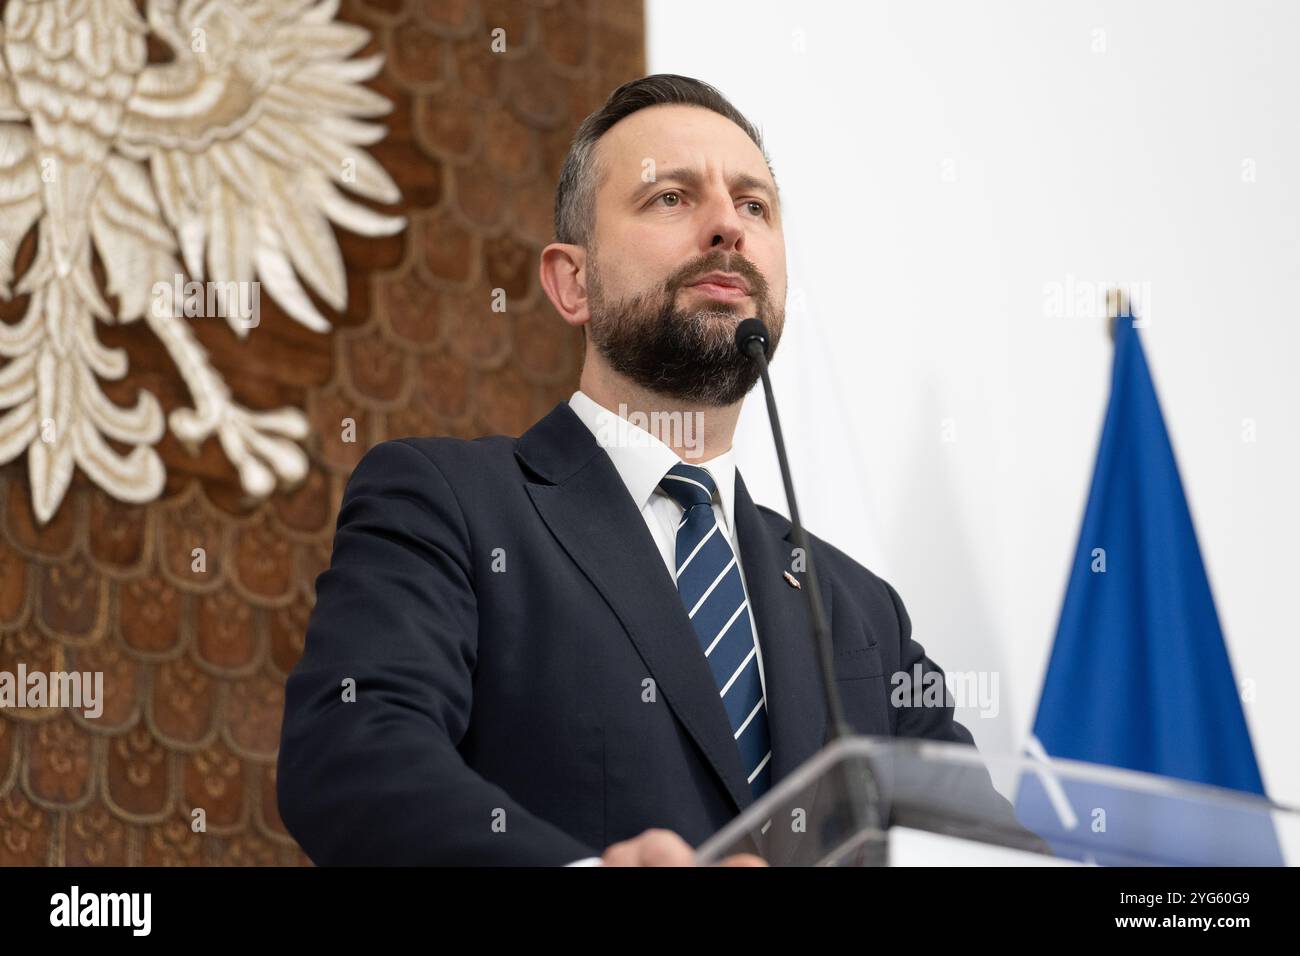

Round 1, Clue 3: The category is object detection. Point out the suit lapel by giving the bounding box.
[518,404,756,816]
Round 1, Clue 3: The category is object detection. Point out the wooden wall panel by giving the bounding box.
[0,0,644,865]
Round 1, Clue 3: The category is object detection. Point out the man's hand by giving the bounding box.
[599,828,768,867]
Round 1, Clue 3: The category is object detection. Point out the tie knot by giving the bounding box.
[659,462,717,510]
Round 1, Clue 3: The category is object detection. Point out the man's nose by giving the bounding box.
[709,229,742,251]
[700,195,747,252]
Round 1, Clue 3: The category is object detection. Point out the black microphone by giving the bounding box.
[735,319,852,742]
[736,318,881,850]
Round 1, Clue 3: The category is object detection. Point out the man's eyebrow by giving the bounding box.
[629,167,779,205]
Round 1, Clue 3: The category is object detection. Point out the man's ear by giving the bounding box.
[539,243,590,329]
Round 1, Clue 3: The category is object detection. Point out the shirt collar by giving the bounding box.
[568,390,738,534]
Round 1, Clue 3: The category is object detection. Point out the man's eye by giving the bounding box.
[651,192,765,217]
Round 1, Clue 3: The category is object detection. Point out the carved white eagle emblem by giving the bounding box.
[0,0,405,523]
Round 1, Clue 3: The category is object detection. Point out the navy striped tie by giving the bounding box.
[659,461,773,801]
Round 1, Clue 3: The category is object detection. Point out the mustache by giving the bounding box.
[670,255,770,300]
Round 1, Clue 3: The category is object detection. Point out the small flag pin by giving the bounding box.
[782,571,802,590]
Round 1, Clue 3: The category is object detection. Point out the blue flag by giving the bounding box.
[1015,310,1281,865]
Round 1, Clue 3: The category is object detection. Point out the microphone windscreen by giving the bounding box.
[734,318,770,357]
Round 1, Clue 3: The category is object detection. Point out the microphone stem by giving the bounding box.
[747,343,852,740]
[746,341,882,852]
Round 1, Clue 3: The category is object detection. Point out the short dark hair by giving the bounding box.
[552,74,776,247]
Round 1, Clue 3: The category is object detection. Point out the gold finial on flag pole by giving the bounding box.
[1106,287,1130,343]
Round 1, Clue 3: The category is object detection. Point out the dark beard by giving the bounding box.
[586,255,783,407]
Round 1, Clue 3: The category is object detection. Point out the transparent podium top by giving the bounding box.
[694,736,1300,866]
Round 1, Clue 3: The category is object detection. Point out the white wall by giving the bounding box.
[648,0,1300,803]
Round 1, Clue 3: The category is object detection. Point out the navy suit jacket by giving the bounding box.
[277,402,991,865]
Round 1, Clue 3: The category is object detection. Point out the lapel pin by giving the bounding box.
[782,571,802,590]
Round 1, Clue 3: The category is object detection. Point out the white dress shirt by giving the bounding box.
[562,389,768,865]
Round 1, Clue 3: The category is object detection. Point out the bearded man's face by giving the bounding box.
[586,244,784,407]
[568,103,788,406]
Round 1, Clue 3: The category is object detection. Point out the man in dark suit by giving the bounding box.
[277,74,998,866]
